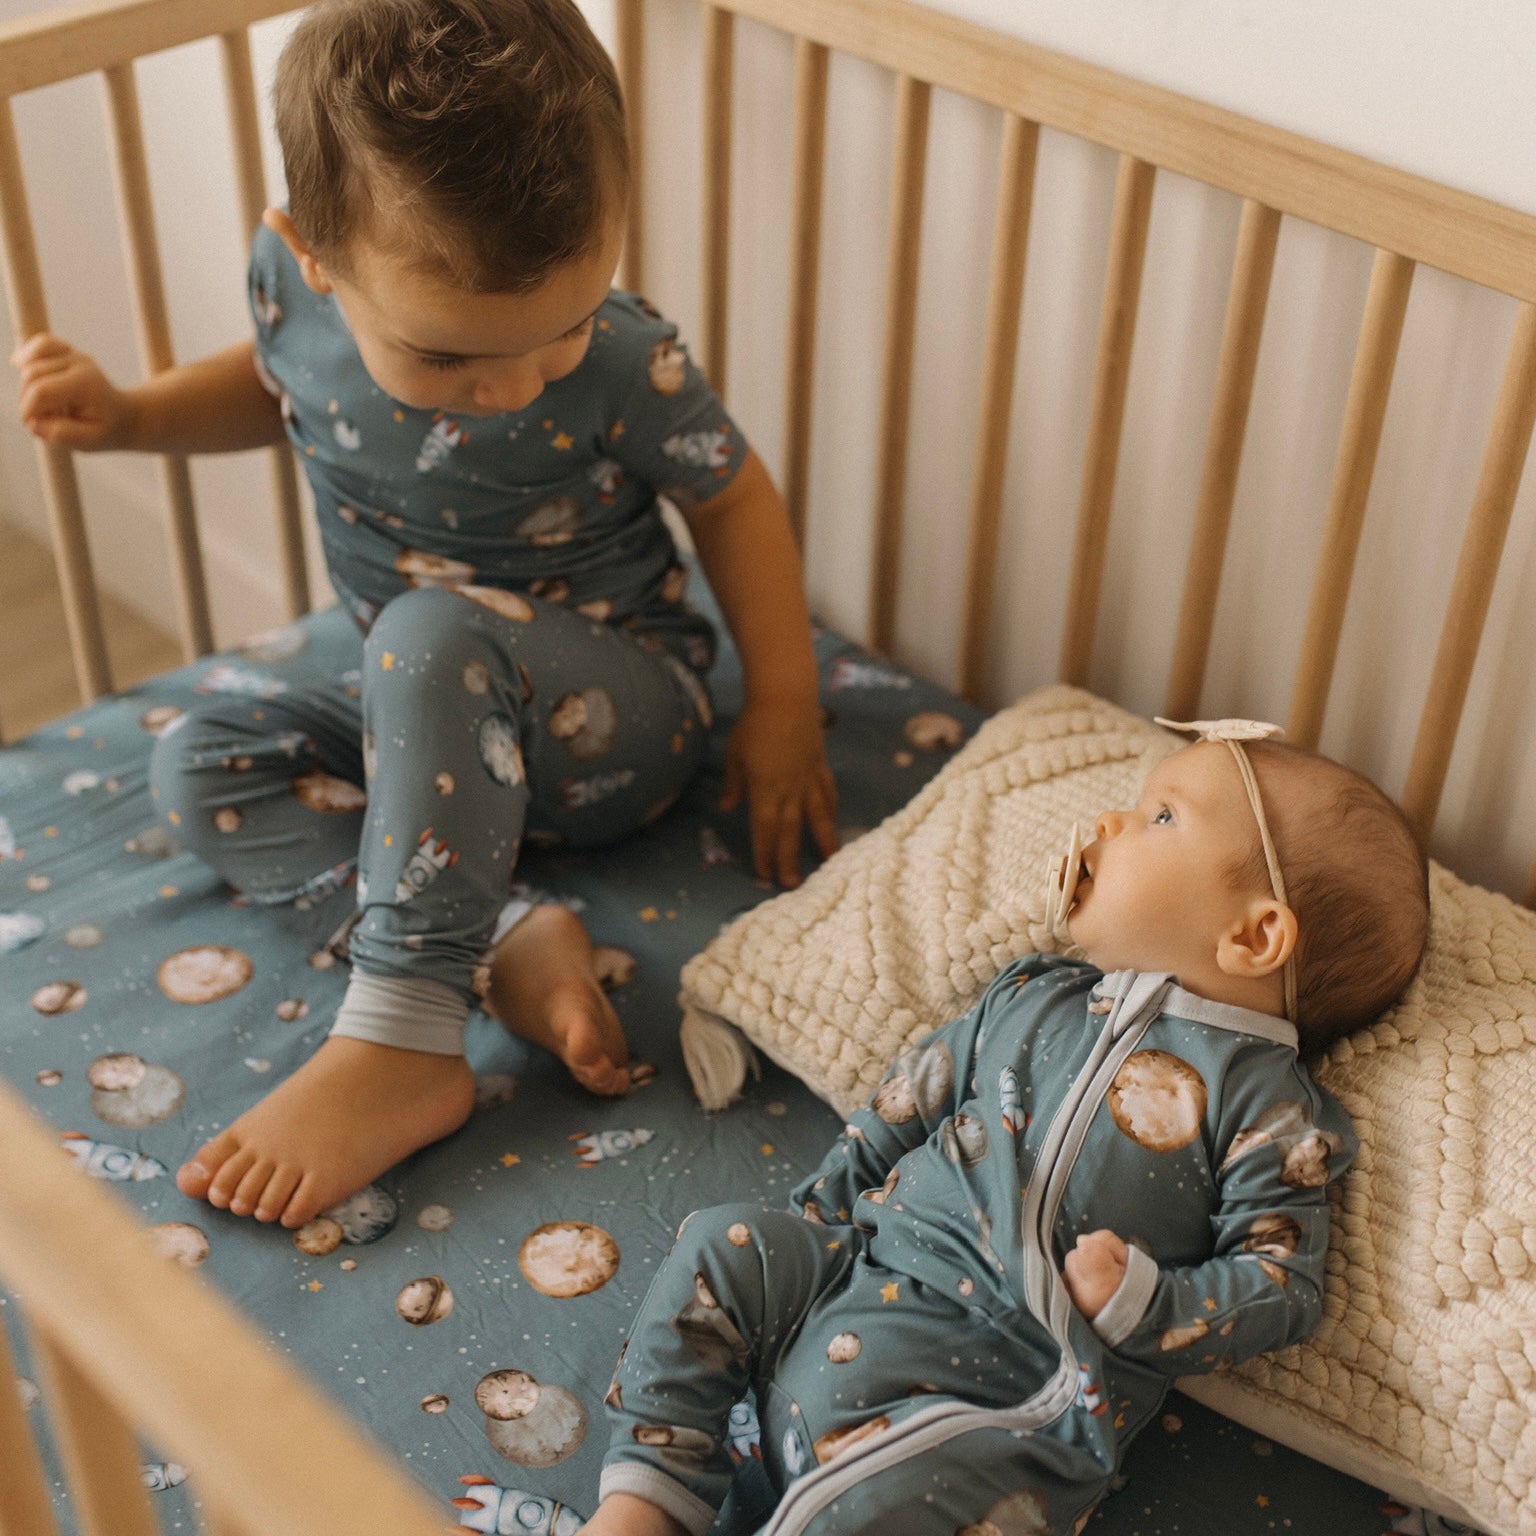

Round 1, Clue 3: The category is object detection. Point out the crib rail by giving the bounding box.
[0,0,1534,877]
[688,0,1536,875]
[0,1074,446,1536]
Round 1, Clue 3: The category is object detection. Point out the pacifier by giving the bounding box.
[1043,822,1086,944]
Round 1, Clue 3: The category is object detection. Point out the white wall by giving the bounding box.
[2,0,1535,901]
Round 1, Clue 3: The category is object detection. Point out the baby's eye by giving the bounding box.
[1152,806,1174,826]
[416,354,469,372]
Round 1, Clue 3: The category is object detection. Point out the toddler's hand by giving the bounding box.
[1062,1229,1128,1320]
[720,697,838,887]
[12,333,137,450]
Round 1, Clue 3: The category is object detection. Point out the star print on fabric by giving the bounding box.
[500,1152,521,1167]
[880,1281,899,1304]
[1204,1296,1217,1310]
[551,432,574,451]
[609,420,625,439]
[306,1280,324,1292]
[381,652,395,670]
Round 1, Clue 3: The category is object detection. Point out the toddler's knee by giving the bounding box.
[146,707,218,813]
[366,585,483,666]
[670,1203,793,1263]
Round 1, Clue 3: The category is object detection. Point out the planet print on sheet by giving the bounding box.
[546,688,618,760]
[151,1222,210,1268]
[0,911,45,954]
[476,1369,588,1466]
[397,1275,455,1325]
[292,771,367,814]
[517,1221,619,1297]
[156,945,254,1005]
[88,1053,185,1128]
[31,980,86,1015]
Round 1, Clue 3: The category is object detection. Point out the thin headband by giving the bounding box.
[1153,717,1297,1023]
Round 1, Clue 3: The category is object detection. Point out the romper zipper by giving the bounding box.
[762,972,1174,1536]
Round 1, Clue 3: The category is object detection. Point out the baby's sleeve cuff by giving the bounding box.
[1089,1243,1160,1349]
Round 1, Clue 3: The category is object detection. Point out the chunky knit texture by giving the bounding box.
[679,684,1536,1536]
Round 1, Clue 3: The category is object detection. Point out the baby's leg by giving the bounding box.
[600,1204,860,1536]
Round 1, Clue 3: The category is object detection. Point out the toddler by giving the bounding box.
[13,0,836,1229]
[585,721,1429,1536]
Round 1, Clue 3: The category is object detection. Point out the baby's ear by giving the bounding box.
[263,208,334,295]
[1216,899,1297,980]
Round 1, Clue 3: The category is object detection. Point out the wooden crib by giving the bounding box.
[2,0,1535,1530]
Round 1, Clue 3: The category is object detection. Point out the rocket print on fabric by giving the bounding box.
[828,657,913,691]
[60,1132,167,1182]
[1075,1364,1108,1417]
[570,1128,654,1166]
[395,829,459,902]
[451,1477,583,1535]
[726,1397,762,1465]
[999,1066,1027,1136]
[660,427,732,469]
[416,413,469,473]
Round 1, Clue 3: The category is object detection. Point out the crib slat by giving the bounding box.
[1059,154,1156,686]
[30,1327,159,1536]
[614,0,644,295]
[0,1076,448,1536]
[103,60,212,660]
[958,112,1039,702]
[1402,302,1536,841]
[869,72,931,655]
[700,4,734,393]
[1164,199,1281,719]
[0,97,112,704]
[1287,249,1415,749]
[220,26,309,622]
[0,1321,60,1536]
[781,36,829,548]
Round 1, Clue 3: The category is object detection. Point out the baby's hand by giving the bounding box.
[12,333,137,450]
[720,696,838,887]
[1062,1229,1128,1319]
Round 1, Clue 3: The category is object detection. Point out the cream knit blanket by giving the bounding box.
[679,684,1536,1536]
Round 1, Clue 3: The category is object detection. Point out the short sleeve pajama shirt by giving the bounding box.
[149,224,747,1040]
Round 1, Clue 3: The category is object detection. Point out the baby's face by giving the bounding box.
[1067,742,1267,979]
[285,213,623,417]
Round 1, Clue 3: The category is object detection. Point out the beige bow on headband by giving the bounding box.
[1043,717,1297,1023]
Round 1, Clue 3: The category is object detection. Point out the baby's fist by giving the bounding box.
[1062,1229,1128,1320]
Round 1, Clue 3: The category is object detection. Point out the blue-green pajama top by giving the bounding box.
[600,954,1357,1536]
[146,228,750,1027]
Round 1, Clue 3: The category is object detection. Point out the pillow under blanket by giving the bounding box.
[679,683,1536,1536]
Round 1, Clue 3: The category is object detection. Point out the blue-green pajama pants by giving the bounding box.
[601,1203,1110,1536]
[148,587,711,1030]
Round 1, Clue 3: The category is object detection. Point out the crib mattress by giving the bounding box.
[0,594,1444,1535]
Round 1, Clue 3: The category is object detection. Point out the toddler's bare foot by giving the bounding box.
[176,1036,475,1227]
[486,904,631,1095]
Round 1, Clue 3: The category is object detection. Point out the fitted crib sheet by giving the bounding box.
[0,588,1448,1536]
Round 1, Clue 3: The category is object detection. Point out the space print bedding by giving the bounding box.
[0,586,1470,1536]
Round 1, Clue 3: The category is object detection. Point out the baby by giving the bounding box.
[13,0,837,1230]
[583,721,1429,1536]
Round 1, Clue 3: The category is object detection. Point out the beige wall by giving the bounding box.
[1,0,1534,901]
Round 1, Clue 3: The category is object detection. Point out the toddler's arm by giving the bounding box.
[13,334,285,455]
[683,449,838,888]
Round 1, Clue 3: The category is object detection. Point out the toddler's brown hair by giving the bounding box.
[1233,742,1429,1054]
[273,0,627,293]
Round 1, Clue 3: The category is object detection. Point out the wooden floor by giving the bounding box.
[0,526,181,740]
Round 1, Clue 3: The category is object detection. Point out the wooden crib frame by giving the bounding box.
[2,0,1535,1530]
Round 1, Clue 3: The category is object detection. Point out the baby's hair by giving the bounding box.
[1227,741,1429,1056]
[273,0,628,293]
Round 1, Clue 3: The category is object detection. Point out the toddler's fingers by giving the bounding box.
[773,800,803,889]
[26,415,102,449]
[9,332,70,369]
[806,771,839,859]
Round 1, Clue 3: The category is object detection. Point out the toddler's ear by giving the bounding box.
[263,208,334,295]
[1216,899,1297,981]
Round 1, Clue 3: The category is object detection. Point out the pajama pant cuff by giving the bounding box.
[329,971,469,1056]
[598,1463,718,1536]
